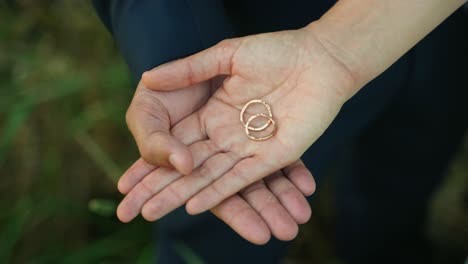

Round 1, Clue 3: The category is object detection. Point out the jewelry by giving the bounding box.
[240,99,273,131]
[240,99,277,141]
[244,113,276,141]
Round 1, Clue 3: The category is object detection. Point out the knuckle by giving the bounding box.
[216,39,231,51]
[185,59,196,86]
[217,38,236,50]
[209,181,226,200]
[267,171,284,183]
[140,177,155,196]
[241,182,264,198]
[228,205,251,226]
[230,165,250,188]
[199,161,215,179]
[216,38,241,72]
[166,184,186,204]
[277,185,298,199]
[139,131,169,165]
[139,145,155,164]
[258,195,278,216]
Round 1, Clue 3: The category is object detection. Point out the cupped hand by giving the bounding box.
[138,26,356,216]
[125,74,212,175]
[122,80,317,244]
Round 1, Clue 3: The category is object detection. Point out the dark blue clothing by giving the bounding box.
[93,1,468,263]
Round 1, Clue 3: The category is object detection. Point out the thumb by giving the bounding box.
[142,39,239,91]
[126,86,193,175]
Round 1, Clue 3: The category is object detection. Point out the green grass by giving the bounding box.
[0,1,152,263]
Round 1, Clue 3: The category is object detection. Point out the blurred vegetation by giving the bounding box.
[0,1,151,263]
[0,1,466,264]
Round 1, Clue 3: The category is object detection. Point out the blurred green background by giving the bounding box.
[0,1,467,264]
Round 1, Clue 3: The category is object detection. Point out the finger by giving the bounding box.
[126,86,193,175]
[116,140,219,223]
[118,112,207,200]
[265,171,312,225]
[141,152,240,221]
[283,160,316,196]
[186,156,276,215]
[171,112,206,145]
[117,158,157,194]
[211,195,271,245]
[240,180,299,241]
[142,39,240,91]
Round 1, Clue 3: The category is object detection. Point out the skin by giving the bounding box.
[122,76,316,244]
[120,0,467,243]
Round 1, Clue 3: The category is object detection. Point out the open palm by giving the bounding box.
[121,79,317,243]
[124,27,355,228]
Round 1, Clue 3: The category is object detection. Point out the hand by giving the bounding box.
[121,80,316,243]
[138,25,356,217]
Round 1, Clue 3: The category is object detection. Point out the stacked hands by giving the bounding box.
[116,26,357,244]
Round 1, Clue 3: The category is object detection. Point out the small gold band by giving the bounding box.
[240,99,272,131]
[240,99,277,141]
[244,113,276,141]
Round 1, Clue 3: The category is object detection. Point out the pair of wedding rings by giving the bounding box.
[240,99,277,141]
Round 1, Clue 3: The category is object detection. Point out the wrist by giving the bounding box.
[301,22,364,101]
[305,0,467,99]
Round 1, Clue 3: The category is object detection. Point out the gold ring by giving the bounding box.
[240,99,273,131]
[244,113,276,141]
